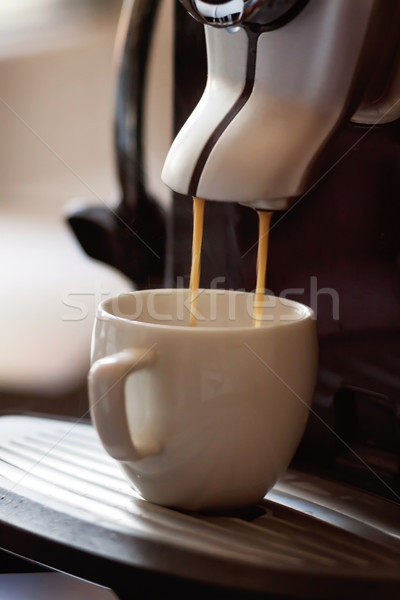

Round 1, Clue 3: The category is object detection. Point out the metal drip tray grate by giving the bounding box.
[0,415,399,599]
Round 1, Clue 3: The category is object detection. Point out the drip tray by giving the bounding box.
[0,414,399,599]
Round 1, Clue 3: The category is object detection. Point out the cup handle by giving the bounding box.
[88,348,159,461]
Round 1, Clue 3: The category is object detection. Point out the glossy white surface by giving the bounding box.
[162,25,248,194]
[89,289,318,511]
[162,0,377,207]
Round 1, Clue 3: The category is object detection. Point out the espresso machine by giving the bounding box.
[69,0,400,496]
[1,1,400,598]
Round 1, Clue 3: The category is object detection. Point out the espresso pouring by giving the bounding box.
[189,198,273,327]
[189,197,205,327]
[254,211,273,327]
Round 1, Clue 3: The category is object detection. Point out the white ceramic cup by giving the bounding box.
[89,288,318,511]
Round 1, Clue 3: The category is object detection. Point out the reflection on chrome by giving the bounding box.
[191,0,264,26]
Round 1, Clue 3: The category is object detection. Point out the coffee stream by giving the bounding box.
[189,197,272,327]
[189,197,206,327]
[253,210,273,327]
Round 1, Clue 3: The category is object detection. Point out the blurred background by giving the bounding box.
[0,0,130,418]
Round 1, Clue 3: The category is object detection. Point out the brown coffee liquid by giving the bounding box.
[189,200,272,328]
[253,211,273,327]
[189,197,205,327]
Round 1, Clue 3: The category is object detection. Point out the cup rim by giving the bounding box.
[97,288,315,332]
